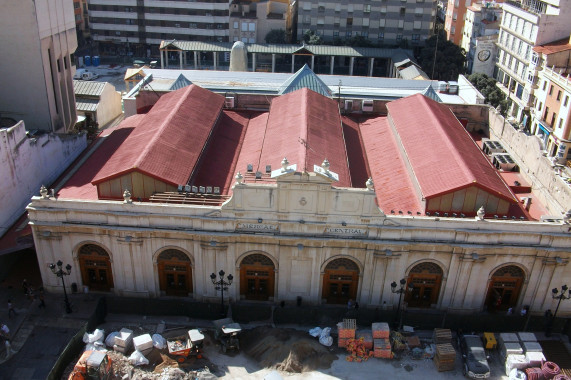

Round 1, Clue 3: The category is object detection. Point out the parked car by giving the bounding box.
[74,69,98,81]
[458,334,491,379]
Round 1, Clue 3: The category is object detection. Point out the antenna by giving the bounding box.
[298,137,317,172]
[432,24,440,79]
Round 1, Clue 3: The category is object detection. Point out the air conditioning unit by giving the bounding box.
[492,153,518,171]
[344,100,353,111]
[482,140,505,155]
[224,96,235,108]
[362,100,374,112]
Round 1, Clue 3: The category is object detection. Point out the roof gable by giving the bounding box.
[92,85,224,186]
[278,64,332,96]
[169,74,192,91]
[74,80,106,96]
[386,94,516,202]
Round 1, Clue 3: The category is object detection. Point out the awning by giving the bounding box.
[537,122,551,136]
[76,115,86,123]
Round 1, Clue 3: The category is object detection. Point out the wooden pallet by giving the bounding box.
[433,328,452,344]
[338,319,357,339]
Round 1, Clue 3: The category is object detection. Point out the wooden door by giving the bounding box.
[485,265,524,312]
[405,262,443,308]
[78,244,114,292]
[322,258,359,305]
[239,254,275,301]
[157,249,192,297]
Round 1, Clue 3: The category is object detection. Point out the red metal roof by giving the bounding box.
[257,88,352,187]
[533,37,571,55]
[386,94,517,203]
[358,117,423,214]
[92,85,224,186]
[341,116,371,189]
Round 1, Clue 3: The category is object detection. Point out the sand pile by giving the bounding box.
[240,327,337,373]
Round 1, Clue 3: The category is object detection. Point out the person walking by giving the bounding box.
[0,323,9,340]
[38,287,46,309]
[22,279,29,296]
[7,300,16,319]
[4,338,14,359]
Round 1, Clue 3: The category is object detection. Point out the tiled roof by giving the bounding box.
[169,74,192,90]
[92,84,224,186]
[359,117,423,214]
[76,98,99,112]
[386,94,516,202]
[73,80,106,96]
[278,64,332,96]
[533,38,571,55]
[421,86,442,103]
[398,65,429,80]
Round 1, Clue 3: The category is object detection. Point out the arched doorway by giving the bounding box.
[485,265,524,312]
[239,253,275,301]
[78,244,114,292]
[322,258,359,305]
[405,262,443,308]
[157,249,192,297]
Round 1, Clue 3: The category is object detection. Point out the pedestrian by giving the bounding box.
[4,339,14,359]
[347,299,354,310]
[7,300,16,319]
[22,279,29,295]
[38,286,46,309]
[354,301,359,311]
[520,306,528,317]
[0,323,9,339]
[544,309,553,337]
[507,307,513,315]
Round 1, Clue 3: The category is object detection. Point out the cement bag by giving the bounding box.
[105,332,119,347]
[128,350,149,366]
[309,327,322,337]
[319,327,333,347]
[85,341,107,352]
[83,328,105,344]
[152,333,166,350]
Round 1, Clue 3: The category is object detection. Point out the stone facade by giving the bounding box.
[27,169,571,316]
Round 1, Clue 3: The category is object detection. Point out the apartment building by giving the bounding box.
[0,0,78,133]
[296,0,436,47]
[460,3,501,75]
[495,0,571,126]
[229,0,291,44]
[530,37,571,164]
[87,0,230,57]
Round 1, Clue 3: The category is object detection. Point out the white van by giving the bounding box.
[73,69,98,81]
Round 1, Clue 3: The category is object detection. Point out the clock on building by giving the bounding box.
[478,50,491,62]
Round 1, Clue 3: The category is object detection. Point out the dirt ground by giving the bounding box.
[64,324,512,380]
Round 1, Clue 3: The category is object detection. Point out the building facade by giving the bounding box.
[529,39,571,164]
[27,83,571,316]
[87,0,230,57]
[296,0,436,47]
[229,0,291,44]
[495,0,571,126]
[0,0,78,133]
[460,3,501,75]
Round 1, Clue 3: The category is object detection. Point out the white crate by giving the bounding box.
[133,334,153,352]
[115,328,133,348]
[522,341,542,353]
[517,332,537,342]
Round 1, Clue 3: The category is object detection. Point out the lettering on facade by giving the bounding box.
[236,223,279,232]
[324,227,368,237]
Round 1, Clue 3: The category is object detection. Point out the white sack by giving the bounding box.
[309,327,322,337]
[319,327,333,347]
[83,328,105,344]
[152,333,167,350]
[105,332,119,347]
[128,350,149,366]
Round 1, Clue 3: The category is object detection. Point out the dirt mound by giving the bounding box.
[240,327,337,373]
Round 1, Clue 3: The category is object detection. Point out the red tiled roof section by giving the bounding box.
[92,85,224,186]
[191,110,256,193]
[534,37,571,55]
[359,117,423,214]
[387,94,516,202]
[258,88,352,186]
[342,116,371,188]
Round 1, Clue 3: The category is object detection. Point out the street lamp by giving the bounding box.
[210,270,233,317]
[391,278,414,330]
[49,260,73,314]
[551,285,570,320]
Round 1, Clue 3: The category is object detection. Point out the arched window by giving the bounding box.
[157,249,192,297]
[322,258,360,305]
[406,262,443,308]
[239,253,275,301]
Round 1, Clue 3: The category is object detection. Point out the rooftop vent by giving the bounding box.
[255,171,263,179]
[192,186,198,193]
[362,99,374,112]
[482,140,505,155]
[266,165,271,173]
[247,164,253,172]
[492,153,518,171]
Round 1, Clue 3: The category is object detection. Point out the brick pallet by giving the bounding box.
[356,331,373,350]
[433,328,452,345]
[338,319,356,348]
[372,322,390,339]
[373,338,392,359]
[434,343,456,372]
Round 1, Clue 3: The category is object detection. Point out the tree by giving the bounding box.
[265,29,286,44]
[303,30,323,45]
[468,73,511,117]
[346,35,375,47]
[418,30,466,81]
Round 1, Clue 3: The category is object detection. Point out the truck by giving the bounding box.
[74,69,99,81]
[166,329,205,362]
[68,350,113,380]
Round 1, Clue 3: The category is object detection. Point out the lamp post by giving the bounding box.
[391,278,414,331]
[49,260,73,314]
[210,270,233,317]
[551,285,570,322]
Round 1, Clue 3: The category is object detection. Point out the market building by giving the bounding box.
[27,82,571,316]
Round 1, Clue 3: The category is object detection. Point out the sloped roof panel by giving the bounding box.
[278,64,332,96]
[76,98,99,112]
[73,80,106,96]
[359,116,423,214]
[92,85,224,186]
[386,94,516,202]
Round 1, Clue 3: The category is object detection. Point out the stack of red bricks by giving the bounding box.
[337,319,357,348]
[373,337,393,359]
